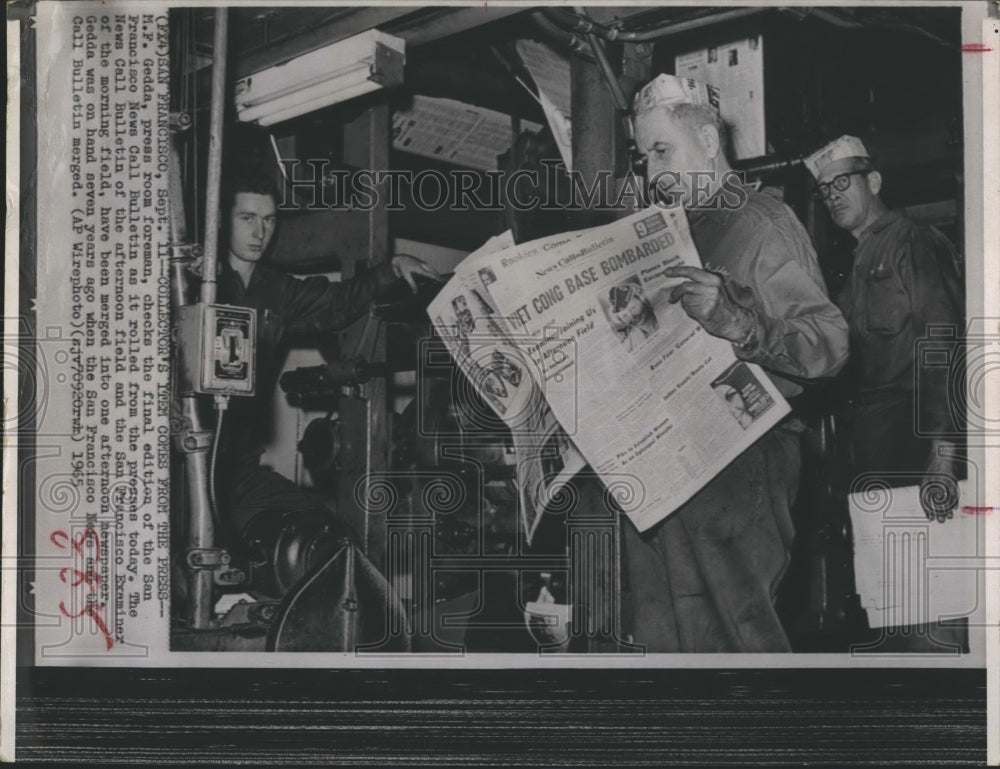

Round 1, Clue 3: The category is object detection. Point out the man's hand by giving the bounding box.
[921,440,960,522]
[664,265,754,343]
[392,254,444,293]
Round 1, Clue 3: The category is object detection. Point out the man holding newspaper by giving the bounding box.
[625,75,849,651]
[429,74,848,652]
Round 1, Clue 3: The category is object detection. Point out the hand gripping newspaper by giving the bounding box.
[429,206,790,539]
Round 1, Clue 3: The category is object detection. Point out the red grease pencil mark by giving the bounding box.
[962,506,996,515]
[961,44,993,53]
[51,527,114,650]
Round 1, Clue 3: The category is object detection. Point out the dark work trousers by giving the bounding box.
[847,393,931,484]
[622,429,799,653]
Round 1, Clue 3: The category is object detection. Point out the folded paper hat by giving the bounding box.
[804,135,872,179]
[633,73,721,116]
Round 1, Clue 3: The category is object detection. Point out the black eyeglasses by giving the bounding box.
[813,170,870,200]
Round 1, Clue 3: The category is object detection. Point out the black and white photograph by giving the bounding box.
[714,382,755,429]
[602,275,661,353]
[5,1,998,764]
[711,360,775,429]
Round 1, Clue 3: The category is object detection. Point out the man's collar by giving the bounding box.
[218,257,240,284]
[868,209,901,233]
[857,209,901,242]
[219,255,263,289]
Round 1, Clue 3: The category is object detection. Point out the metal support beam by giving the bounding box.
[335,104,392,572]
[168,137,216,631]
[570,46,621,229]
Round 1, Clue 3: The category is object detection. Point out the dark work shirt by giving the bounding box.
[216,259,398,467]
[688,187,849,398]
[836,210,964,435]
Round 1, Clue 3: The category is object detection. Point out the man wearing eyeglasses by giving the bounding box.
[806,136,964,523]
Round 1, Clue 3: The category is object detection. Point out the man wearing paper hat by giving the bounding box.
[632,73,723,210]
[804,135,879,236]
[806,135,964,524]
[622,74,848,653]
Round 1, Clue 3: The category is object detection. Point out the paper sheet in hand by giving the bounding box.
[849,481,983,629]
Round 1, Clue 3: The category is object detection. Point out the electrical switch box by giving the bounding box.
[175,303,256,396]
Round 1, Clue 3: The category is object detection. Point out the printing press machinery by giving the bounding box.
[164,5,966,653]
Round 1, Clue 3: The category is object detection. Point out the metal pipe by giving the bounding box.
[529,11,592,58]
[184,8,229,626]
[168,95,216,632]
[167,145,196,308]
[543,7,599,37]
[543,7,765,43]
[585,33,634,142]
[200,8,228,305]
[169,188,216,627]
[732,154,805,177]
[612,8,764,41]
[807,8,862,29]
[582,34,629,114]
[184,441,216,630]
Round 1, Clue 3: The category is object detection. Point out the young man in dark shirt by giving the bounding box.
[213,173,440,573]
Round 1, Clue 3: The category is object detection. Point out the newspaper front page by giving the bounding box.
[431,207,790,532]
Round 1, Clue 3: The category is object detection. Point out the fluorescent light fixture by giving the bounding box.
[235,29,405,126]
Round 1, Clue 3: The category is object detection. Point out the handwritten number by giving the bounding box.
[52,529,113,650]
